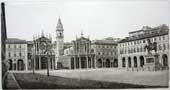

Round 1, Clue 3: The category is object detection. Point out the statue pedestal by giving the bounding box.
[144,53,160,71]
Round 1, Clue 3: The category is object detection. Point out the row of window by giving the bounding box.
[120,47,145,54]
[97,45,116,49]
[119,43,169,54]
[8,52,23,57]
[119,35,168,47]
[98,52,117,56]
[7,44,23,48]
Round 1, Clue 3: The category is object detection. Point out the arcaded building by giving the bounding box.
[118,25,169,70]
[6,38,28,71]
[91,37,119,68]
[27,41,33,70]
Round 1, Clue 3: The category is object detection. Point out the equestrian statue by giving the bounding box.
[144,38,157,55]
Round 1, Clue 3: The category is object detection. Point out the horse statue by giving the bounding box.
[144,38,157,55]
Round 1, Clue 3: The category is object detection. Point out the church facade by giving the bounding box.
[70,36,95,69]
[57,35,95,69]
[31,32,55,70]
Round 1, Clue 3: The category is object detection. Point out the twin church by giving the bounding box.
[31,17,99,70]
[6,17,169,71]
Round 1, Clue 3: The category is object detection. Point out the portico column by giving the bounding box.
[91,57,93,69]
[12,62,13,70]
[86,56,88,69]
[159,54,162,65]
[103,60,105,68]
[51,56,54,70]
[79,57,81,69]
[110,60,112,68]
[94,56,97,68]
[137,56,140,68]
[51,56,53,70]
[53,57,55,70]
[101,59,103,68]
[74,56,76,69]
[39,56,41,70]
[16,61,18,71]
[125,57,128,68]
[131,57,134,68]
[49,56,52,70]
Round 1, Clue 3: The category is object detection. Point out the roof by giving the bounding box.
[77,36,90,41]
[6,38,27,44]
[129,25,168,34]
[129,30,144,34]
[119,25,169,43]
[35,36,51,42]
[92,39,117,45]
[72,36,90,43]
[27,41,33,44]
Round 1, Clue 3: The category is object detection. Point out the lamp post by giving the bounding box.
[46,42,52,77]
[47,55,49,76]
[32,35,36,74]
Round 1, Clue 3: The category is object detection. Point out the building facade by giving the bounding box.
[27,41,33,70]
[58,37,120,69]
[32,33,55,70]
[57,35,95,69]
[70,35,95,69]
[118,25,169,70]
[91,37,119,68]
[6,38,28,71]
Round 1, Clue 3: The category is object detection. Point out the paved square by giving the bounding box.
[34,69,169,86]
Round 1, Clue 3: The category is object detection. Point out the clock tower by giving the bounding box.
[55,18,64,68]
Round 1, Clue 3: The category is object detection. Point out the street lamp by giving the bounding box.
[32,35,36,74]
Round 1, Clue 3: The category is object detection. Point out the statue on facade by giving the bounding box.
[144,38,157,55]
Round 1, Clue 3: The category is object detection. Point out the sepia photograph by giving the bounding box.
[1,0,170,89]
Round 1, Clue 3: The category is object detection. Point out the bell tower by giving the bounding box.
[55,17,64,67]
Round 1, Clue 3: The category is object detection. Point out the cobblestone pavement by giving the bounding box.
[11,68,169,86]
[6,73,21,89]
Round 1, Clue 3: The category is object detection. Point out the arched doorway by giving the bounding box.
[162,54,168,67]
[113,59,118,67]
[88,57,91,68]
[71,57,74,69]
[122,57,126,67]
[8,59,13,70]
[17,59,24,71]
[106,59,110,68]
[76,57,79,69]
[97,59,102,68]
[140,56,144,67]
[134,56,137,68]
[81,57,87,69]
[41,57,47,69]
[128,57,131,67]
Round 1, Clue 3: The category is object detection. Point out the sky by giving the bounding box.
[3,0,170,42]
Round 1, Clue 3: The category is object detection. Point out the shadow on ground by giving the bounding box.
[13,73,168,89]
